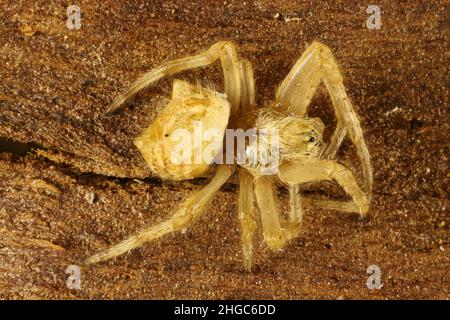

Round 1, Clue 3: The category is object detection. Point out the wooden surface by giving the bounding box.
[0,0,448,299]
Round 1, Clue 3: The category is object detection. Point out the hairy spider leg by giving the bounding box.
[254,175,302,251]
[238,168,257,271]
[276,41,372,197]
[104,41,242,116]
[235,58,259,270]
[85,165,233,264]
[238,59,256,114]
[279,158,369,217]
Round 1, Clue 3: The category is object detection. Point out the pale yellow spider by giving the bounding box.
[85,41,373,270]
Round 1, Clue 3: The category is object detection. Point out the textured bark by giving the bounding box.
[0,0,448,299]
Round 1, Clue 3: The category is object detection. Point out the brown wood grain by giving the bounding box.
[0,0,448,299]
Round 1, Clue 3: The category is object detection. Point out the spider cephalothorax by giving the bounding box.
[86,41,373,270]
[253,108,325,159]
[239,108,325,177]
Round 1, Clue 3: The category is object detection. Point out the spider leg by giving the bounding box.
[278,158,369,217]
[275,41,372,197]
[234,59,257,270]
[254,175,302,251]
[239,59,255,114]
[289,184,303,226]
[105,41,241,116]
[300,197,360,213]
[238,168,257,271]
[85,165,233,264]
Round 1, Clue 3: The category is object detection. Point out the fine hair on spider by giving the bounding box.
[86,41,373,271]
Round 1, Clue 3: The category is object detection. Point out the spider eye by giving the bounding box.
[308,136,316,143]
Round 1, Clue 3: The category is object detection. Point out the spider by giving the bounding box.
[85,41,373,270]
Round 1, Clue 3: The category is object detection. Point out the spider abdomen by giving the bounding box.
[134,80,230,180]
